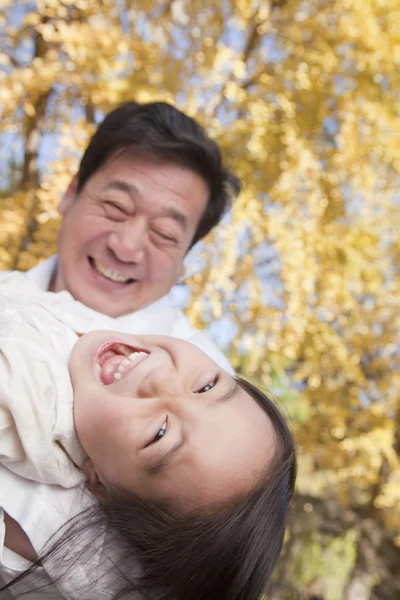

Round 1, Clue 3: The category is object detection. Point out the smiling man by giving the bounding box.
[21,101,241,370]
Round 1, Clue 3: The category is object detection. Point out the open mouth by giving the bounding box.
[89,257,134,284]
[95,342,149,385]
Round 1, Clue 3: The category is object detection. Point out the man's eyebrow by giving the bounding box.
[145,439,184,476]
[158,207,188,229]
[103,180,137,196]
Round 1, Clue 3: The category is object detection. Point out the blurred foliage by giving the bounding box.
[1,0,400,598]
[290,529,357,599]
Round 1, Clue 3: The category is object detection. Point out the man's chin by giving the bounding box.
[71,262,139,316]
[62,266,156,317]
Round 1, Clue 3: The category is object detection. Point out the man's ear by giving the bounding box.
[58,175,78,216]
[83,457,109,505]
[179,262,185,280]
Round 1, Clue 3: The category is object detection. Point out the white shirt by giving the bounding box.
[0,256,232,594]
[0,273,86,487]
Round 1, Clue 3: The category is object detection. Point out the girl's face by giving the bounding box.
[70,332,277,510]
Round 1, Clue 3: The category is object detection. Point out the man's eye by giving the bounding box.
[104,201,126,214]
[151,418,168,444]
[153,229,177,243]
[197,376,219,394]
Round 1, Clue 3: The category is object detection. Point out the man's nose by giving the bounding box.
[108,218,147,263]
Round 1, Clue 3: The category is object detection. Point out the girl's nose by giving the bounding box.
[136,365,177,399]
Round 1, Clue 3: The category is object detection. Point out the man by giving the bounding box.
[0,101,240,579]
[24,101,240,370]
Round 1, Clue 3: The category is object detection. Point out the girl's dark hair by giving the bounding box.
[77,101,241,249]
[0,377,296,600]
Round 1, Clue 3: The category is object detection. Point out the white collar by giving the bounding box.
[25,255,179,332]
[25,254,58,290]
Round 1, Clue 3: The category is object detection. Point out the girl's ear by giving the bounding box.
[83,458,109,504]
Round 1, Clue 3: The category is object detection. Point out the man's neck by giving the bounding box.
[48,269,59,293]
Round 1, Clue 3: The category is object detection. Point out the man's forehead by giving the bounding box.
[99,150,199,184]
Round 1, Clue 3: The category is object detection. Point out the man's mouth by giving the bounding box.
[95,342,149,385]
[89,257,134,284]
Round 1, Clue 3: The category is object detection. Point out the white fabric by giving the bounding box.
[0,273,86,487]
[0,271,97,595]
[0,472,94,599]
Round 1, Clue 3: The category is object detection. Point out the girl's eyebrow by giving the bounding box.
[145,439,184,476]
[216,378,240,404]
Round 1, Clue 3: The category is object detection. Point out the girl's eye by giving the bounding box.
[197,376,219,394]
[151,418,168,445]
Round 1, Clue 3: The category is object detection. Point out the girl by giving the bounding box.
[0,277,296,600]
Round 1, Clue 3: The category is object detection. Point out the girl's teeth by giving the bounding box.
[118,358,131,373]
[129,351,146,361]
[112,351,149,381]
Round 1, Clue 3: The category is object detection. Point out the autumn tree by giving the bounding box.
[1,1,399,598]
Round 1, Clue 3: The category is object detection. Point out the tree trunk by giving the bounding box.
[12,21,52,268]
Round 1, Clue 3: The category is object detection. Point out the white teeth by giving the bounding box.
[129,351,146,361]
[96,363,101,373]
[93,259,131,283]
[105,351,149,383]
[117,356,145,373]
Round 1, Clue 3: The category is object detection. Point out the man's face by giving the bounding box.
[52,152,209,317]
